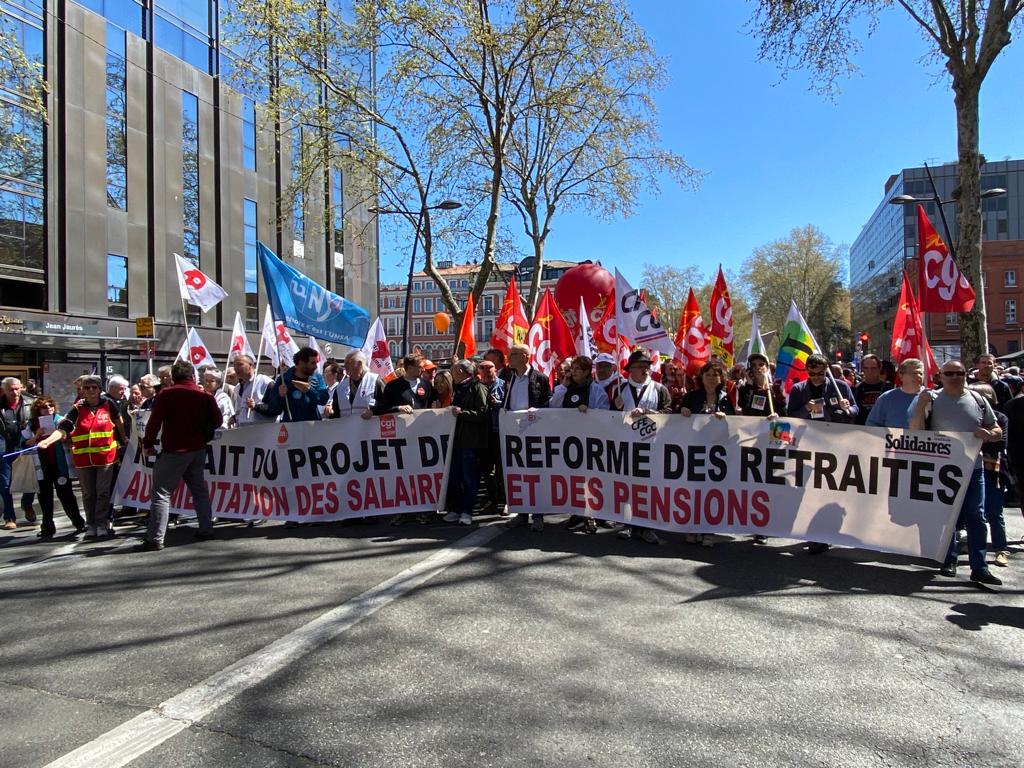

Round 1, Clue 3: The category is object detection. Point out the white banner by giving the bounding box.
[500,410,981,561]
[114,411,454,522]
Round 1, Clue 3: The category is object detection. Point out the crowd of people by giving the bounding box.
[2,346,1021,585]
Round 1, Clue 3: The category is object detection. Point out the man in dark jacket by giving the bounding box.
[500,344,551,530]
[1,376,36,529]
[255,347,328,422]
[443,360,490,526]
[138,360,224,550]
[369,355,434,416]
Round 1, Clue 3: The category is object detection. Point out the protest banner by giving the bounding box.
[114,411,454,521]
[499,410,980,561]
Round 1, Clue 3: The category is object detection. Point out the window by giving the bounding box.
[107,254,128,317]
[1009,340,1020,354]
[331,167,343,290]
[413,298,421,313]
[413,321,421,336]
[291,127,303,255]
[154,0,211,72]
[1005,270,1017,288]
[80,0,146,36]
[413,281,422,291]
[1006,300,1017,324]
[0,11,44,187]
[241,97,256,171]
[423,323,432,336]
[461,279,468,289]
[243,198,258,330]
[945,313,959,328]
[0,187,44,271]
[483,295,493,313]
[424,297,432,312]
[181,90,201,325]
[105,25,127,210]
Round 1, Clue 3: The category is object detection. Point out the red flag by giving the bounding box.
[528,289,575,387]
[490,275,529,354]
[891,271,939,377]
[594,290,618,353]
[708,267,734,367]
[676,289,709,377]
[457,292,477,358]
[917,205,975,313]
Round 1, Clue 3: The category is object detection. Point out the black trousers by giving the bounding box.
[38,465,84,536]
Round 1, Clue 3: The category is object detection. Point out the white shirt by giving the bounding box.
[232,374,275,425]
[507,371,530,411]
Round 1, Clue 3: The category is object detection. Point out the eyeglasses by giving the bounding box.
[942,371,966,378]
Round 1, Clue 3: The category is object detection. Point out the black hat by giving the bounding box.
[626,350,653,367]
[747,352,769,365]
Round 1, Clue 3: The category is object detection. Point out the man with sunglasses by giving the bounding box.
[910,360,1002,585]
[787,354,858,554]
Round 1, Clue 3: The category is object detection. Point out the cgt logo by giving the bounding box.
[380,414,396,439]
[768,421,797,447]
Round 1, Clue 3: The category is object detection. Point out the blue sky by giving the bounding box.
[378,2,1023,289]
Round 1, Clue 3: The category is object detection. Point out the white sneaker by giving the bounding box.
[443,512,459,523]
[458,513,472,526]
[84,525,98,539]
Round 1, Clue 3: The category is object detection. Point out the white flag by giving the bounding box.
[308,336,325,375]
[174,253,228,312]
[228,311,254,362]
[614,269,676,356]
[576,297,595,358]
[360,317,397,382]
[260,305,299,369]
[177,327,215,370]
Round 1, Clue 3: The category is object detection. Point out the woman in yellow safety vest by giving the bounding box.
[37,375,127,539]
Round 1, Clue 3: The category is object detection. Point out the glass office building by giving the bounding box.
[0,0,376,385]
[849,159,1023,359]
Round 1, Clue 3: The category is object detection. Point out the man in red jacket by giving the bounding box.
[139,360,224,551]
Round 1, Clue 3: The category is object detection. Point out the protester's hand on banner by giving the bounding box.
[450,406,461,416]
[398,405,413,415]
[360,408,373,420]
[577,405,588,414]
[630,408,644,418]
[681,408,692,417]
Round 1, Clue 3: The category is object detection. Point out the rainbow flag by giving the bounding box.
[775,301,821,393]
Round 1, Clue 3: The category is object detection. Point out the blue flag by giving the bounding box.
[257,241,370,348]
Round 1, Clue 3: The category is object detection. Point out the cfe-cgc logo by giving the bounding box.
[630,414,658,442]
[768,421,797,447]
[380,414,396,439]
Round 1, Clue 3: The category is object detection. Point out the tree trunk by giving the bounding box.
[953,79,987,363]
[526,228,545,318]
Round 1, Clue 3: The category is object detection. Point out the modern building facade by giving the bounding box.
[379,258,577,361]
[0,0,376,390]
[849,159,1023,361]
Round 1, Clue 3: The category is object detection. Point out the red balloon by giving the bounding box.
[554,262,614,332]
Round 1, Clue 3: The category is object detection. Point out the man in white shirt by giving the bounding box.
[229,354,275,426]
[331,351,384,418]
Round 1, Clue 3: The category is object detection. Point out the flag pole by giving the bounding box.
[270,305,294,422]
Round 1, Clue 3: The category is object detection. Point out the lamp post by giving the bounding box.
[371,193,462,357]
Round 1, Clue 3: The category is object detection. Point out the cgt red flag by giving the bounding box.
[456,292,477,358]
[917,205,975,313]
[675,288,709,377]
[708,266,734,367]
[490,275,529,354]
[528,289,576,387]
[891,271,939,377]
[594,290,618,353]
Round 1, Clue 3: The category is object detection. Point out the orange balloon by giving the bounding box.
[433,312,451,333]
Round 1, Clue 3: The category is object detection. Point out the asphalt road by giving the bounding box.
[1,508,1022,768]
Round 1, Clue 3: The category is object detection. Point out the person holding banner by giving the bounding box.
[369,355,433,417]
[255,347,328,423]
[680,362,735,418]
[137,360,223,551]
[502,344,552,531]
[229,355,275,427]
[853,355,892,426]
[22,395,85,539]
[866,359,925,429]
[477,360,505,515]
[614,351,672,544]
[736,353,785,419]
[443,360,490,527]
[909,360,1002,585]
[330,351,383,419]
[593,353,623,406]
[787,354,858,424]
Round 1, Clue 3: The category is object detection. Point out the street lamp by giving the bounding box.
[888,185,1006,260]
[370,194,462,356]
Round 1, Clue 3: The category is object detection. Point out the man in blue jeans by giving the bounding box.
[443,360,490,526]
[910,359,1002,586]
[1,376,37,530]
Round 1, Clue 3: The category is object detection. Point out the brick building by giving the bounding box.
[379,258,578,361]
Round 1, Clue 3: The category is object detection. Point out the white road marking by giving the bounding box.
[44,524,503,768]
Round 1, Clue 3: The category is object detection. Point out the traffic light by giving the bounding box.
[859,331,870,345]
[836,351,844,360]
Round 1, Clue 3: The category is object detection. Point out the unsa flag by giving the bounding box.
[228,311,254,362]
[174,253,228,313]
[177,327,215,370]
[916,205,976,313]
[360,317,397,382]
